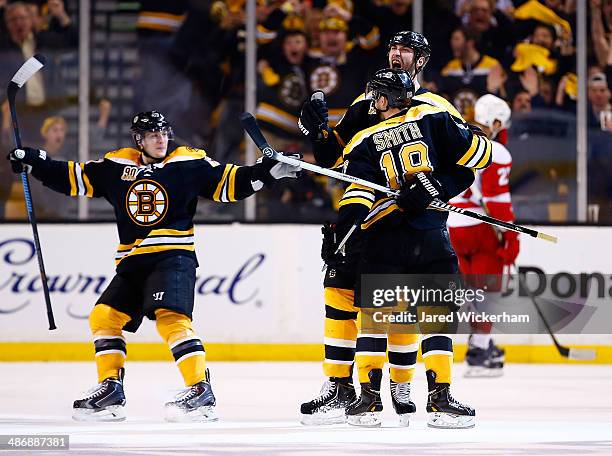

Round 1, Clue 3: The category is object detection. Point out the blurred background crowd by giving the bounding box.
[0,0,610,223]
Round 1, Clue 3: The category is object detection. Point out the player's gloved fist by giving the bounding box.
[320,221,345,268]
[496,230,519,265]
[298,93,330,142]
[396,172,443,218]
[7,147,46,174]
[251,153,302,190]
[468,123,487,137]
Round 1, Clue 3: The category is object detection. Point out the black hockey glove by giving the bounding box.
[396,172,444,218]
[251,153,302,190]
[7,147,47,174]
[298,92,330,142]
[467,123,487,137]
[320,221,345,268]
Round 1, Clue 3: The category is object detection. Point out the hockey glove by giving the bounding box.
[468,123,487,137]
[7,147,47,174]
[251,153,302,190]
[320,221,345,268]
[396,172,443,218]
[298,92,330,142]
[496,230,520,265]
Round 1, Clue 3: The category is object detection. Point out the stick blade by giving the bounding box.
[537,232,558,243]
[568,348,597,361]
[11,54,46,88]
[240,112,276,158]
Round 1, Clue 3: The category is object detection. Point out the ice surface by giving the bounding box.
[1,362,611,455]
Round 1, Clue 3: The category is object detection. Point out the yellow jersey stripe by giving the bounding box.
[213,164,233,202]
[118,228,195,250]
[115,245,195,265]
[80,163,94,197]
[362,204,399,230]
[67,161,77,196]
[456,135,480,166]
[338,197,374,208]
[474,138,493,169]
[228,165,238,202]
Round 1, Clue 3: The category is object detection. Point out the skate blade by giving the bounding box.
[427,412,475,429]
[347,412,382,427]
[464,366,503,378]
[397,413,411,427]
[164,404,219,423]
[300,410,347,426]
[72,405,126,422]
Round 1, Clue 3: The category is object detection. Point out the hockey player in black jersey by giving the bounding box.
[340,68,485,428]
[299,31,481,427]
[7,110,301,423]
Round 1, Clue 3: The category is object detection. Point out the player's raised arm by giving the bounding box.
[437,112,493,171]
[7,147,108,198]
[197,152,301,203]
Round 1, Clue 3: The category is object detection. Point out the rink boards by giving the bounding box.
[0,223,610,363]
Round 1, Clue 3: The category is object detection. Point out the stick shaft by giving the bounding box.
[7,71,56,330]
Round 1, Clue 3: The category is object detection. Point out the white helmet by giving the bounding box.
[474,94,511,135]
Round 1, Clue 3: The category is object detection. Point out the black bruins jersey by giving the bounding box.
[315,87,466,169]
[30,146,256,273]
[337,104,492,233]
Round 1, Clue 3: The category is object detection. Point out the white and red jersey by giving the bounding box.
[447,139,515,228]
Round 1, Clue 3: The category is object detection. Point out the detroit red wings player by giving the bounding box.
[447,94,519,377]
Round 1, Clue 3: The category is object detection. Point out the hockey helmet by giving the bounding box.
[474,94,511,135]
[131,110,174,150]
[366,68,415,111]
[388,31,431,75]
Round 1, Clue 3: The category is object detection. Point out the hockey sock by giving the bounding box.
[469,333,492,349]
[89,304,131,383]
[323,287,358,378]
[155,309,206,386]
[388,332,419,383]
[421,334,453,384]
[355,332,387,384]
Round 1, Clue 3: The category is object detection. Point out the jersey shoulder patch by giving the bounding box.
[491,141,512,165]
[104,148,141,165]
[413,91,465,122]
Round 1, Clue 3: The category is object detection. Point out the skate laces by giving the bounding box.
[83,382,108,400]
[312,380,335,405]
[391,382,411,403]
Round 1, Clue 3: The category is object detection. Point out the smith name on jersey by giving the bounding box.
[338,104,492,232]
[29,146,257,272]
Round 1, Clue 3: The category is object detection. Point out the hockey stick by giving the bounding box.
[7,54,56,330]
[240,112,558,243]
[512,265,596,361]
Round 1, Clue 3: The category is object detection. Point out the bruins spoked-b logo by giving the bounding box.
[126,180,168,226]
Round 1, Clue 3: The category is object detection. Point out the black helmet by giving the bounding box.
[388,30,431,75]
[131,110,174,149]
[366,68,415,111]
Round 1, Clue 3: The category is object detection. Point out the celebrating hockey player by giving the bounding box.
[299,31,479,427]
[7,111,301,422]
[338,68,490,428]
[447,94,518,377]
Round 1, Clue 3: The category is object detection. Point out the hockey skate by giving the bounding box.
[72,368,126,422]
[346,369,383,427]
[390,380,416,427]
[426,370,475,429]
[465,336,504,378]
[164,369,218,422]
[300,377,356,425]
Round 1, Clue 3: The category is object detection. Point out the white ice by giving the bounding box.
[1,362,611,455]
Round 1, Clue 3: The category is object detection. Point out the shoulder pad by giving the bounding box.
[163,146,208,164]
[412,91,465,122]
[104,148,141,165]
